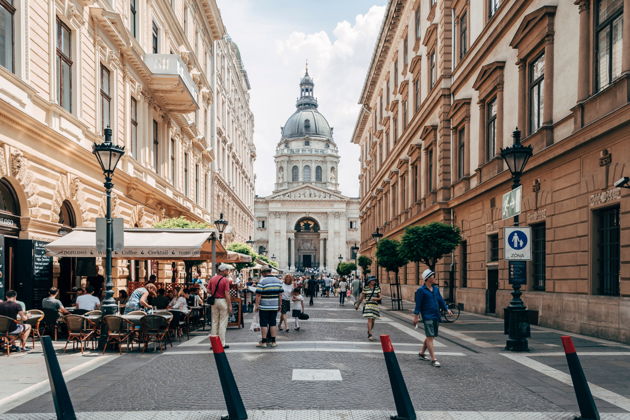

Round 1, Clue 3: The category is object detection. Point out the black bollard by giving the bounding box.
[41,335,76,420]
[561,336,600,420]
[210,335,248,420]
[380,335,416,420]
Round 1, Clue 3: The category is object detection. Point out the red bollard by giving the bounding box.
[561,336,600,420]
[380,335,416,420]
[210,335,248,420]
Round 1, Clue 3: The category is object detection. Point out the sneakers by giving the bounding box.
[418,353,430,361]
[256,341,266,348]
[431,360,441,368]
[268,342,278,348]
[294,327,300,331]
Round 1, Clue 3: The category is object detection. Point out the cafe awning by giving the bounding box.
[45,228,227,260]
[221,251,252,263]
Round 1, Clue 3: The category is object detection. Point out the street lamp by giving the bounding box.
[371,228,383,283]
[351,243,359,279]
[500,128,533,352]
[214,212,228,242]
[246,236,254,247]
[92,127,124,320]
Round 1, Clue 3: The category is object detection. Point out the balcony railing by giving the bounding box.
[144,54,198,112]
[275,147,339,155]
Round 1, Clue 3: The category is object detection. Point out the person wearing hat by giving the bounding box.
[354,276,381,341]
[207,263,234,349]
[413,269,451,367]
[254,266,283,348]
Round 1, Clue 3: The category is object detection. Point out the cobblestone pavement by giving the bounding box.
[2,296,630,419]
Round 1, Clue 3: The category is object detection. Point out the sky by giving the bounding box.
[216,0,387,198]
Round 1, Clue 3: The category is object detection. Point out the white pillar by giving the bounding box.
[319,237,325,270]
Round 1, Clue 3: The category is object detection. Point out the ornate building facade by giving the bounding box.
[255,71,360,272]
[0,0,253,306]
[353,0,630,342]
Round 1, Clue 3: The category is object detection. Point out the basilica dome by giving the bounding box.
[282,109,332,139]
[281,69,333,140]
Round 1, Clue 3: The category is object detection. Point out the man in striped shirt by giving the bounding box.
[255,267,283,348]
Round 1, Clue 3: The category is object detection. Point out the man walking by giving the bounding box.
[412,269,451,367]
[208,264,233,349]
[255,267,283,348]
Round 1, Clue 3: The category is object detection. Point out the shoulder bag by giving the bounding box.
[207,277,224,306]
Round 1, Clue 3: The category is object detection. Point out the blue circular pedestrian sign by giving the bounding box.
[508,230,528,250]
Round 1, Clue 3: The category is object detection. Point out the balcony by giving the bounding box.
[144,54,198,113]
[275,147,339,155]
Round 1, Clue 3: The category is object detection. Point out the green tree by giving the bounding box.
[336,261,357,276]
[399,222,462,273]
[257,253,279,268]
[376,238,408,284]
[226,242,257,272]
[357,255,372,278]
[152,217,210,283]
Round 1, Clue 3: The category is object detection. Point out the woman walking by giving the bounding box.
[279,274,294,332]
[354,276,381,341]
[338,277,349,306]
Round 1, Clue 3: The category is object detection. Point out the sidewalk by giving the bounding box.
[0,340,119,414]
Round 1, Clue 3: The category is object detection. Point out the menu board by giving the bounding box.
[16,239,53,309]
[228,297,242,328]
[32,241,53,304]
[0,235,4,300]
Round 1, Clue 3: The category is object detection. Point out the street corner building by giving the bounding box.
[353,0,630,342]
[0,0,255,307]
[254,69,360,272]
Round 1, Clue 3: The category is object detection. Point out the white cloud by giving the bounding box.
[218,3,385,197]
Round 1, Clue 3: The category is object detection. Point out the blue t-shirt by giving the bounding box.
[413,284,447,321]
[256,276,283,311]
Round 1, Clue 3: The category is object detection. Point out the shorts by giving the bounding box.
[10,324,26,335]
[423,319,439,337]
[291,309,302,318]
[281,300,291,314]
[259,310,278,328]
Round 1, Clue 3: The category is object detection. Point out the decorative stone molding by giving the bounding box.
[589,188,621,207]
[527,208,547,223]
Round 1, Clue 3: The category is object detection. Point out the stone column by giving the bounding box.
[319,237,325,270]
[288,233,295,271]
[280,212,288,270]
[576,0,591,101]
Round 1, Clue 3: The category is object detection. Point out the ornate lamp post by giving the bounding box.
[500,128,533,352]
[214,213,228,242]
[371,227,383,285]
[246,236,254,247]
[92,127,125,321]
[351,243,359,279]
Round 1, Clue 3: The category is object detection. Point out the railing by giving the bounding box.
[275,147,338,155]
[144,54,198,99]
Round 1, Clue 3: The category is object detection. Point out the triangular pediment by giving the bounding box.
[266,184,348,201]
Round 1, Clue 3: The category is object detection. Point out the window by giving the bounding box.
[291,165,298,182]
[532,223,546,290]
[412,163,418,202]
[394,60,398,89]
[195,164,200,203]
[529,53,544,134]
[100,65,111,131]
[349,220,357,229]
[56,19,73,112]
[414,6,421,40]
[596,206,620,296]
[414,77,420,112]
[596,0,623,91]
[427,148,434,192]
[489,0,500,19]
[205,172,209,208]
[258,220,266,229]
[386,79,390,106]
[393,112,398,142]
[170,138,175,182]
[130,97,138,158]
[460,241,468,287]
[457,126,465,179]
[184,153,189,194]
[486,98,497,162]
[402,100,408,128]
[151,21,159,53]
[304,140,310,146]
[488,234,499,262]
[429,51,436,88]
[0,0,15,72]
[458,12,468,60]
[315,166,322,182]
[403,35,408,69]
[130,0,137,38]
[303,165,311,182]
[152,120,159,171]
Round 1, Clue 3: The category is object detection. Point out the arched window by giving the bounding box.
[0,178,19,215]
[58,200,76,235]
[292,165,299,181]
[303,165,311,181]
[315,166,322,181]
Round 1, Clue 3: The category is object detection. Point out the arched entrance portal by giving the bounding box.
[0,178,21,299]
[58,200,80,305]
[294,217,320,271]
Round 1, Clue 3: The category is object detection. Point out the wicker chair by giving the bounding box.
[0,316,17,356]
[126,310,146,315]
[41,308,61,341]
[139,315,169,352]
[63,315,97,354]
[102,315,134,354]
[25,310,44,348]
